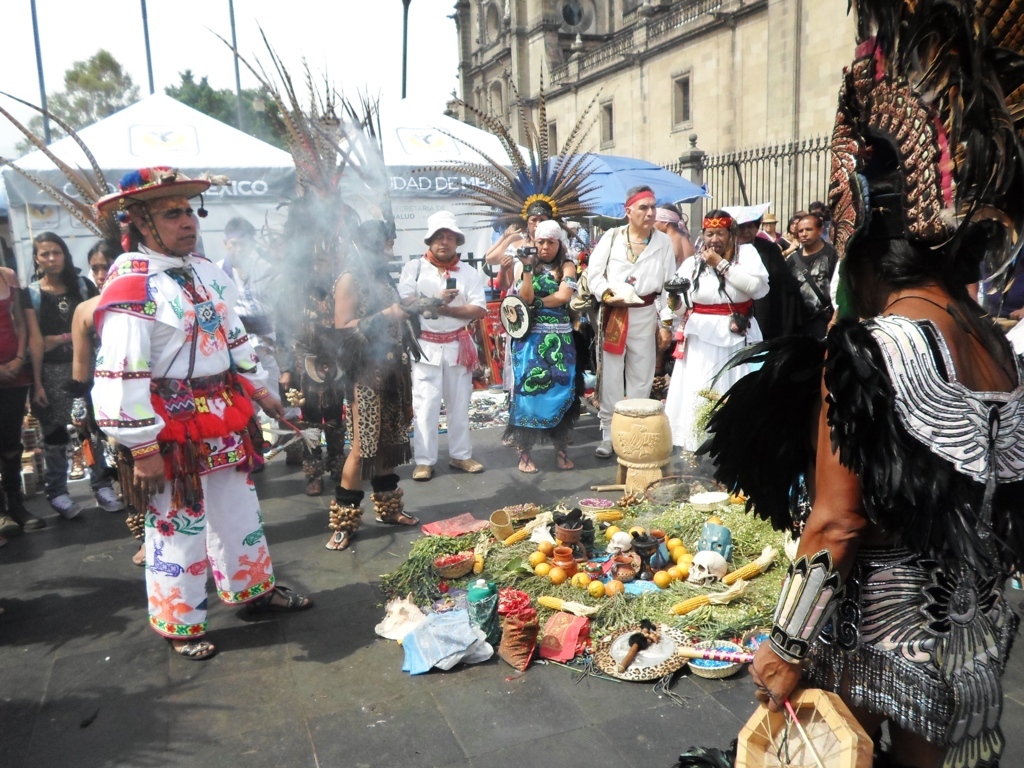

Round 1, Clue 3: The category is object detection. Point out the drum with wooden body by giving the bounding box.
[736,689,873,768]
[610,398,673,492]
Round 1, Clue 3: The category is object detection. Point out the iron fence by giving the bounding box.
[665,135,832,223]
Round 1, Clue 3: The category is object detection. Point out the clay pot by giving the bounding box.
[555,524,583,544]
[611,554,636,583]
[551,547,578,577]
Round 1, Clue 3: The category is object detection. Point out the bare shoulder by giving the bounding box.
[0,266,19,289]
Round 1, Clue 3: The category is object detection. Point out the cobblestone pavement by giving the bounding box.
[2,415,1022,767]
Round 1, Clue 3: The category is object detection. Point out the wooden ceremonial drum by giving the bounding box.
[610,398,672,492]
[736,689,873,768]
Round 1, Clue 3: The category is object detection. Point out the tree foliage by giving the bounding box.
[165,70,287,150]
[16,50,140,153]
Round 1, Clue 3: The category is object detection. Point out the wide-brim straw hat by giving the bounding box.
[96,167,212,214]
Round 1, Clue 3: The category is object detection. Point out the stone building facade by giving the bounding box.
[452,0,856,167]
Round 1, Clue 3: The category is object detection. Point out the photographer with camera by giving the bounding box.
[663,210,769,452]
[503,220,580,473]
[486,200,554,276]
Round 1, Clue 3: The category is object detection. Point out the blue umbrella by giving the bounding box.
[575,154,709,218]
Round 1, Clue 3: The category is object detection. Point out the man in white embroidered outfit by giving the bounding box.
[92,167,312,661]
[398,211,487,481]
[587,186,676,458]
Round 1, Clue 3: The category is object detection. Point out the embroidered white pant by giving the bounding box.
[411,357,474,465]
[599,304,659,439]
[144,467,274,638]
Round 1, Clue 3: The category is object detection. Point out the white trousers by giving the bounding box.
[599,304,659,439]
[411,357,474,465]
[145,466,274,638]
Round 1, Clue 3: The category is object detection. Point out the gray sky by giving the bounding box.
[0,0,460,156]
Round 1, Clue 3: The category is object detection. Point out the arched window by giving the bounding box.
[489,81,505,121]
[485,4,500,43]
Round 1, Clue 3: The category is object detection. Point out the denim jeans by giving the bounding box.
[43,442,112,499]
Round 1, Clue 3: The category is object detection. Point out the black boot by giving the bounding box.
[0,451,45,531]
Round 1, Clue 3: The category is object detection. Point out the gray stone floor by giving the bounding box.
[2,415,1022,767]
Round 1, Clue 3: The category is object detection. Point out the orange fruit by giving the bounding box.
[666,538,684,551]
[534,562,551,577]
[548,566,568,585]
[588,580,606,599]
[529,551,548,567]
[604,525,621,539]
[605,579,625,597]
[653,571,672,589]
[676,563,690,580]
[537,541,555,557]
[678,553,694,568]
[672,548,690,564]
[666,566,683,581]
[706,515,724,525]
[628,526,646,537]
[571,572,592,589]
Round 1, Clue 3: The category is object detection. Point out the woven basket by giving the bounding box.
[433,551,475,579]
[688,640,745,679]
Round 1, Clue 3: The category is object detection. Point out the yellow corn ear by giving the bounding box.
[596,510,623,522]
[537,596,564,611]
[473,555,485,575]
[723,562,761,585]
[503,528,530,546]
[670,595,711,616]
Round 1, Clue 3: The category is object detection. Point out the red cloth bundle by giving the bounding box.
[538,612,590,662]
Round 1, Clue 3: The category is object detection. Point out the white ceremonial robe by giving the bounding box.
[664,244,769,451]
[92,247,275,638]
[586,227,677,438]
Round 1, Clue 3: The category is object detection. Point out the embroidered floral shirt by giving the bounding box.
[91,247,268,464]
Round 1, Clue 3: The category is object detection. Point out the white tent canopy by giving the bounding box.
[2,93,295,278]
[3,93,523,277]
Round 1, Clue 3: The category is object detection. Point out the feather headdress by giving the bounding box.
[0,91,120,244]
[828,0,1024,292]
[215,27,393,233]
[421,78,599,228]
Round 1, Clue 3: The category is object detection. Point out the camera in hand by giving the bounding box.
[664,276,692,295]
[516,246,538,259]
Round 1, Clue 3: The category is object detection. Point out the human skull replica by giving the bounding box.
[606,531,634,554]
[687,550,728,585]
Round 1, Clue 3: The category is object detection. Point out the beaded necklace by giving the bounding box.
[625,226,652,264]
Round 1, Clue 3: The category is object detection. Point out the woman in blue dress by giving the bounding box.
[503,220,581,473]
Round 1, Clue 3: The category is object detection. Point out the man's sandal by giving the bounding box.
[167,638,217,660]
[245,585,313,614]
